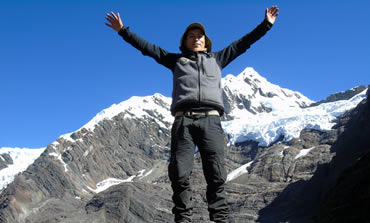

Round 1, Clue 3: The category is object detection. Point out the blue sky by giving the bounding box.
[1,0,369,148]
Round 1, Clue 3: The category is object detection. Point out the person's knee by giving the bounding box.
[169,163,192,183]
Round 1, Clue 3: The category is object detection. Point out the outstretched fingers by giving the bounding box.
[268,5,279,17]
[265,5,279,24]
[106,12,116,23]
[105,11,123,31]
[110,11,118,20]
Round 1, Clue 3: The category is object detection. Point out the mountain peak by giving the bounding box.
[222,67,313,117]
[86,94,171,129]
[58,93,172,144]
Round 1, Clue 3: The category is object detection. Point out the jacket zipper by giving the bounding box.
[197,54,201,106]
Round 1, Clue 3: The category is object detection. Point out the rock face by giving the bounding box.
[0,78,368,222]
[257,86,370,223]
[310,85,367,107]
[0,154,13,171]
[315,86,370,223]
[317,152,370,223]
[0,95,174,223]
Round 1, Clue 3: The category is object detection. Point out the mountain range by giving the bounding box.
[0,67,369,223]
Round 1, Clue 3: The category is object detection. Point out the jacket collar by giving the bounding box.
[182,51,211,58]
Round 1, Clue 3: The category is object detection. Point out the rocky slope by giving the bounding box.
[310,85,367,107]
[257,86,370,223]
[0,154,12,171]
[0,148,45,192]
[0,68,368,222]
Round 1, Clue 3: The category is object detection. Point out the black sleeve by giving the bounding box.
[215,19,273,69]
[118,27,176,70]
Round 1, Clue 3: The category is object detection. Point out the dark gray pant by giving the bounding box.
[168,115,229,222]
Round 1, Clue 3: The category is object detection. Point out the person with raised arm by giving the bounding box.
[106,6,279,223]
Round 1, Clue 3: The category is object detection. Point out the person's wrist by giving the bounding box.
[117,25,124,32]
[117,24,124,32]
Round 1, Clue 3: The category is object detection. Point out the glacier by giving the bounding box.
[222,89,367,146]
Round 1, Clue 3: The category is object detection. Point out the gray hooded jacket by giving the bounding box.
[118,20,272,116]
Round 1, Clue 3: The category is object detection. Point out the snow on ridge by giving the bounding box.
[87,177,135,194]
[87,169,151,193]
[48,152,69,172]
[60,93,172,142]
[226,161,253,182]
[295,147,315,159]
[223,67,314,114]
[0,147,45,191]
[82,93,172,131]
[223,89,367,147]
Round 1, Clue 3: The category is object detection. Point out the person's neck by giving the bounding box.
[183,50,207,56]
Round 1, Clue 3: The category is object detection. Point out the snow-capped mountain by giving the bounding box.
[0,67,367,192]
[0,147,45,190]
[222,68,367,146]
[59,93,173,144]
[223,88,366,147]
[0,67,368,222]
[58,67,367,147]
[222,67,313,118]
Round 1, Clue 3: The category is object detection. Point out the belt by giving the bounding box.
[175,110,220,117]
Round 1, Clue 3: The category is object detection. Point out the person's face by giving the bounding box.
[185,28,207,52]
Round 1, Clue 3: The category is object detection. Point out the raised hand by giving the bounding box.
[265,6,279,24]
[105,12,124,32]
